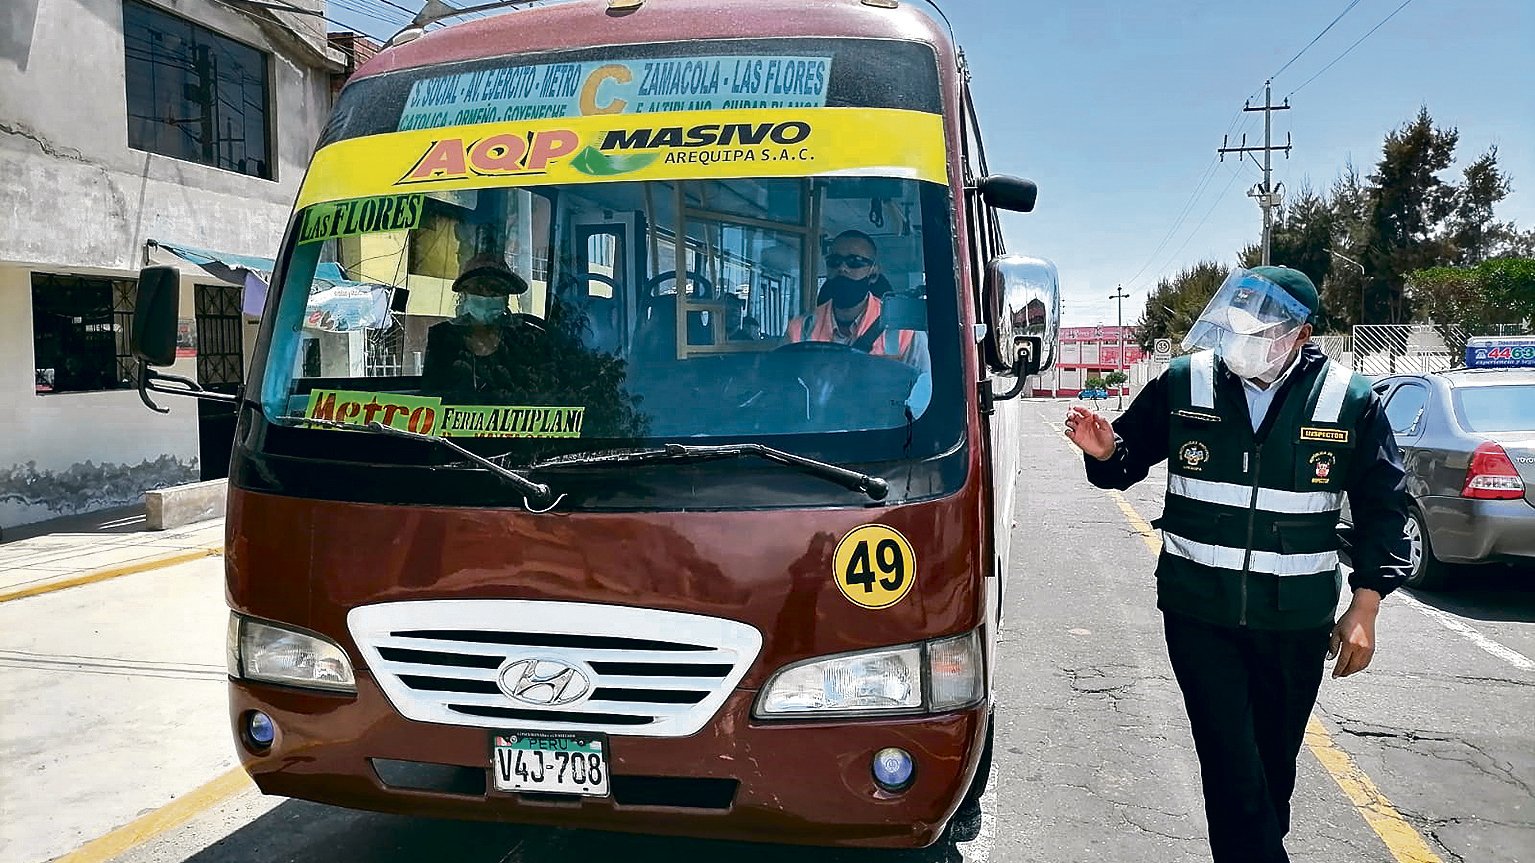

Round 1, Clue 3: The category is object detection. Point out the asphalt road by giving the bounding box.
[2,399,1531,863]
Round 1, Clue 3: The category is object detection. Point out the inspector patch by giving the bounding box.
[1300,426,1350,444]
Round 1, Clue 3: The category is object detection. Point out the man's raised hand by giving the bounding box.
[1065,406,1116,461]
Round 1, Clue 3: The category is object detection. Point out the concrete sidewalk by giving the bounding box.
[0,508,223,601]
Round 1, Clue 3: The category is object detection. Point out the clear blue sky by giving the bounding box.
[324,0,1535,327]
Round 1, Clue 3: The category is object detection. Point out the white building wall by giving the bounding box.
[0,0,340,527]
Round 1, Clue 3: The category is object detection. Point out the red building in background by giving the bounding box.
[1038,325,1145,397]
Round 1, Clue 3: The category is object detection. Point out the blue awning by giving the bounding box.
[149,240,351,316]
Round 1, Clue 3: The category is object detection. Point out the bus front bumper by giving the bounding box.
[229,677,986,849]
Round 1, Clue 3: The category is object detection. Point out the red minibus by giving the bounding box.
[131,0,1059,848]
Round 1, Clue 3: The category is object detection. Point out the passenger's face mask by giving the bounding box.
[823,275,872,309]
[457,294,507,324]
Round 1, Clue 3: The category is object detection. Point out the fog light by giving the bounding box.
[247,711,276,748]
[872,747,914,791]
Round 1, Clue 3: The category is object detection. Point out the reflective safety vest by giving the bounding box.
[785,295,916,359]
[1154,349,1373,629]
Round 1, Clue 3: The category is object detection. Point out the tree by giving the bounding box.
[1406,257,1535,356]
[1361,107,1460,323]
[1104,370,1128,389]
[1450,146,1515,264]
[1134,261,1229,351]
[1083,376,1107,393]
[1240,185,1338,331]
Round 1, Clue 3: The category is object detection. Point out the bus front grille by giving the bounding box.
[348,600,762,738]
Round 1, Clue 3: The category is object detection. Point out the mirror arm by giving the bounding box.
[990,338,1042,403]
[137,361,241,412]
[137,363,170,414]
[992,368,1029,402]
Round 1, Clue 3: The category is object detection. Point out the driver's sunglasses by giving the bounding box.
[826,253,874,270]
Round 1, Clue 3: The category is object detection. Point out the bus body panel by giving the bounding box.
[230,683,983,848]
[227,481,986,690]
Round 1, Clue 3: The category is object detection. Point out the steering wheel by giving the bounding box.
[773,340,862,355]
[645,270,714,298]
[507,313,546,332]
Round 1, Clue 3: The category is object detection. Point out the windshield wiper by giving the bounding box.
[530,443,889,502]
[287,417,555,506]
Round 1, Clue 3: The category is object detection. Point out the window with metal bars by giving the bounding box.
[31,274,138,395]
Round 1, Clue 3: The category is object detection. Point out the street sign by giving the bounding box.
[1153,338,1172,360]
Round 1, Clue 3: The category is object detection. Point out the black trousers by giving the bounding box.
[1163,611,1333,863]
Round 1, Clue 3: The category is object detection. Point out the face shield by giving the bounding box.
[1182,269,1311,382]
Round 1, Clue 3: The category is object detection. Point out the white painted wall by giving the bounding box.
[0,0,340,527]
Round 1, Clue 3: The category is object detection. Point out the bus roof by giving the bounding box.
[355,0,955,83]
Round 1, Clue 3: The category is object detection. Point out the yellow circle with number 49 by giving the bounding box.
[833,524,917,609]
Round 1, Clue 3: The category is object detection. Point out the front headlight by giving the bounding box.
[755,629,985,717]
[756,646,922,716]
[228,613,356,693]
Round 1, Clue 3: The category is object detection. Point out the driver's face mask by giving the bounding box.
[822,274,872,309]
[457,293,508,325]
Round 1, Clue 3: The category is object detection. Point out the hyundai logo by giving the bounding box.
[496,658,593,707]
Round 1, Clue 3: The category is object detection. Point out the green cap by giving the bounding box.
[1250,265,1320,321]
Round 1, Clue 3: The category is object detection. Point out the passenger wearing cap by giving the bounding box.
[420,253,538,403]
[1063,266,1410,863]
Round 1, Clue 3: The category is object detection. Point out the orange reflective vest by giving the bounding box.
[784,296,916,359]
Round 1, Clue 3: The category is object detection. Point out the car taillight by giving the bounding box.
[1462,442,1526,500]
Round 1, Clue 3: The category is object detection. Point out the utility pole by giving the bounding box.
[1219,80,1291,265]
[1110,284,1129,410]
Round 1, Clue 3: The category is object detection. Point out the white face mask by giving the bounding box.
[1218,331,1298,383]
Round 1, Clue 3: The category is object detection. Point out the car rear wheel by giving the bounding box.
[1404,507,1450,589]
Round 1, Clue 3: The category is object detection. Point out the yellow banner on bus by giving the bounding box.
[295,107,947,209]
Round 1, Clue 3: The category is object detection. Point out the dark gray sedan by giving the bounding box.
[1367,368,1535,588]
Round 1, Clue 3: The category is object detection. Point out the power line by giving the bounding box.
[329,0,410,26]
[1286,0,1418,98]
[372,0,422,19]
[1271,0,1363,80]
[1146,164,1247,287]
[1120,101,1256,292]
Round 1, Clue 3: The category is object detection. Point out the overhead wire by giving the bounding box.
[1133,110,1264,293]
[1124,0,1387,298]
[329,0,410,27]
[1286,0,1418,98]
[1270,0,1363,80]
[1152,162,1248,285]
[1118,99,1252,293]
[1119,90,1263,296]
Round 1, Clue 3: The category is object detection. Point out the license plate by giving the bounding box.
[491,732,610,797]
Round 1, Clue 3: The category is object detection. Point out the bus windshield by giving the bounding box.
[257,39,962,466]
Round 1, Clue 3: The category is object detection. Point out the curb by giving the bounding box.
[0,546,224,604]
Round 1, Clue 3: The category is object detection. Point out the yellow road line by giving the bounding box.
[0,546,222,604]
[1305,717,1443,863]
[1107,490,1162,556]
[1063,420,1444,863]
[51,767,254,863]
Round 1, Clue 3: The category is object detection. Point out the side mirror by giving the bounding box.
[978,175,1038,213]
[131,266,180,367]
[984,254,1060,381]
